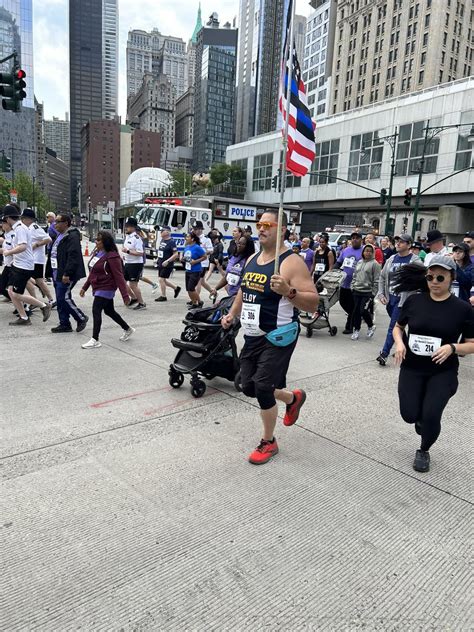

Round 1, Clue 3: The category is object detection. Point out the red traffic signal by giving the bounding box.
[15,68,26,80]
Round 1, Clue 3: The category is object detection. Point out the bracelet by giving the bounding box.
[449,343,456,355]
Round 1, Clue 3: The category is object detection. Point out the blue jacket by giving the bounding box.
[456,263,474,302]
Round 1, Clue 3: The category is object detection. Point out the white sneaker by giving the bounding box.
[151,283,159,294]
[351,330,360,340]
[119,327,135,342]
[367,326,376,338]
[81,338,102,349]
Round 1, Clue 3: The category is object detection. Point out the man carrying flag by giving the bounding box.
[221,0,318,465]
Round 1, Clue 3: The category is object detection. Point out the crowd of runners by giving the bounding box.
[1,202,473,473]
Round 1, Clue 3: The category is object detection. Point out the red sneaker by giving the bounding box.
[248,438,279,465]
[283,389,307,426]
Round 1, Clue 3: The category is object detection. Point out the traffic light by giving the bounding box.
[379,188,387,205]
[0,153,11,173]
[0,67,27,112]
[404,187,412,206]
[272,175,278,191]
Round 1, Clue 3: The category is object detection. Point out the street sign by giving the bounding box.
[9,188,17,202]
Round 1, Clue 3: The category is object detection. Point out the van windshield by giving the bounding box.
[135,206,168,227]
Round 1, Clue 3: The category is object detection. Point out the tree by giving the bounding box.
[170,168,193,195]
[0,172,55,220]
[209,163,245,187]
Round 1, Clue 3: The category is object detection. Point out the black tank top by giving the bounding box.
[313,246,331,278]
[240,250,298,336]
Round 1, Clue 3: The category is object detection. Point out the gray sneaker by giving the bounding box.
[9,317,31,326]
[133,303,147,310]
[413,449,430,473]
[41,303,52,322]
[119,327,136,342]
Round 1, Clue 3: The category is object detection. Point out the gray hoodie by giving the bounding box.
[350,244,381,295]
[377,251,422,307]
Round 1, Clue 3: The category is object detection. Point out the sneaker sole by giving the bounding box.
[248,447,279,465]
[284,391,307,426]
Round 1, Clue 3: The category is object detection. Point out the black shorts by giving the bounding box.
[124,263,143,282]
[9,266,33,295]
[185,271,201,292]
[0,265,11,295]
[240,335,298,392]
[199,268,208,279]
[158,265,173,279]
[31,263,45,279]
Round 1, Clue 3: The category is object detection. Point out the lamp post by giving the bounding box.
[412,120,474,238]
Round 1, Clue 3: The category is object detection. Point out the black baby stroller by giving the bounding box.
[299,268,347,338]
[169,295,241,398]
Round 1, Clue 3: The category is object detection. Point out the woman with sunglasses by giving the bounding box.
[79,231,134,349]
[392,255,474,473]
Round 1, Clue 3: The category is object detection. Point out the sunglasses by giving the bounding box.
[426,274,448,282]
[256,221,279,230]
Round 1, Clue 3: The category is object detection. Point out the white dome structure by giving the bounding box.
[121,167,172,205]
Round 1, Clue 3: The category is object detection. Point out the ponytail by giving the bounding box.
[391,263,428,294]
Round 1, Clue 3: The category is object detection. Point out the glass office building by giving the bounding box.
[0,0,36,179]
[192,20,238,172]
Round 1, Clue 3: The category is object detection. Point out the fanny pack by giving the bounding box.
[265,321,299,347]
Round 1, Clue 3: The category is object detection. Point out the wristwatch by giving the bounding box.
[449,343,457,355]
[287,287,297,300]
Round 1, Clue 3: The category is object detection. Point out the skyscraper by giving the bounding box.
[187,3,203,89]
[192,14,238,171]
[330,0,474,114]
[0,0,36,180]
[235,0,293,144]
[69,0,118,207]
[44,115,70,165]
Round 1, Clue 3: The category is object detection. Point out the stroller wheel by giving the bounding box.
[191,379,206,398]
[329,326,338,337]
[169,370,184,389]
[234,370,242,393]
[305,327,313,338]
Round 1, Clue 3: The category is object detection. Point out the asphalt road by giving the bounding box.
[1,263,473,631]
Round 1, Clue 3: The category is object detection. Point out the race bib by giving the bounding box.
[409,334,442,357]
[451,282,459,298]
[343,257,355,269]
[241,303,263,337]
[299,252,306,259]
[51,258,58,269]
[315,263,325,272]
[158,251,164,259]
[226,272,240,287]
[88,256,101,269]
[185,261,191,271]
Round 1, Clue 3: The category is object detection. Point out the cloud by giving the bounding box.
[33,0,311,120]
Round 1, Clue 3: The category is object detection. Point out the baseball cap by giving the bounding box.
[21,208,36,220]
[464,231,474,239]
[427,255,456,272]
[399,233,413,243]
[453,242,469,253]
[160,225,171,231]
[2,203,20,218]
[192,220,204,230]
[125,216,138,227]
[350,231,362,238]
[411,241,423,249]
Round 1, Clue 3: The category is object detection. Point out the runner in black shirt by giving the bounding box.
[393,256,474,473]
[155,227,181,302]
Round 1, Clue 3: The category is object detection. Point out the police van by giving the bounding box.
[132,196,302,259]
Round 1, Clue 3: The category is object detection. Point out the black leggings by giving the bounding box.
[339,287,354,330]
[92,296,129,340]
[352,292,374,330]
[398,367,458,452]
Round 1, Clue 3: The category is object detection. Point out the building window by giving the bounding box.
[230,158,248,188]
[396,120,440,177]
[454,111,474,170]
[428,220,437,231]
[252,153,273,191]
[348,131,383,181]
[310,139,340,185]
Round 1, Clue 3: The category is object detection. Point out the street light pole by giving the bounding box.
[384,128,398,235]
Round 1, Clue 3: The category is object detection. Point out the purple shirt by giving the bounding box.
[225,255,247,296]
[51,232,65,281]
[299,248,314,271]
[337,246,363,288]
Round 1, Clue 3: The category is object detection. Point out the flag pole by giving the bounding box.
[274,0,296,276]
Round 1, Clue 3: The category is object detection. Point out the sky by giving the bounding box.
[33,0,311,121]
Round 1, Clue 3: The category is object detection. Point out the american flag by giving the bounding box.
[279,0,316,178]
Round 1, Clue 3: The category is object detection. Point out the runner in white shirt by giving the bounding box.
[0,205,51,325]
[0,217,14,299]
[20,208,54,304]
[424,229,448,267]
[191,221,213,301]
[122,216,146,310]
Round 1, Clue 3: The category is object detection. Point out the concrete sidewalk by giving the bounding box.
[1,266,473,631]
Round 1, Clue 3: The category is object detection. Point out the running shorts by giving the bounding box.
[124,263,143,282]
